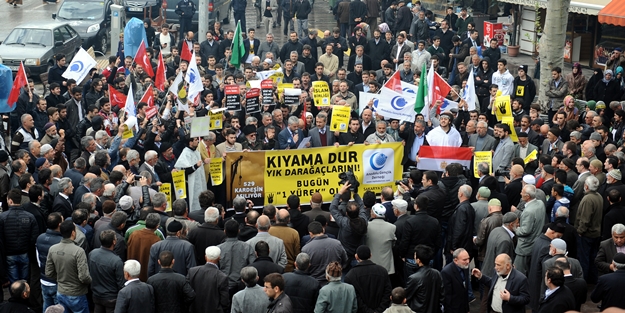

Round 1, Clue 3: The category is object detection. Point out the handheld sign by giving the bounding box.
[225,85,241,111]
[261,79,274,105]
[312,81,331,107]
[246,88,261,114]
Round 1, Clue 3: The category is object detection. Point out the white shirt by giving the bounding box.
[426,126,462,147]
[491,274,509,312]
[125,278,140,286]
[160,33,171,56]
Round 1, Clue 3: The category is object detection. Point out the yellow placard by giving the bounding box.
[122,126,134,139]
[474,151,493,178]
[269,71,284,84]
[277,83,294,101]
[312,81,331,107]
[501,116,518,142]
[159,183,172,211]
[209,111,223,130]
[330,106,351,132]
[524,149,538,164]
[209,158,223,186]
[172,170,187,199]
[493,95,512,122]
[225,143,404,207]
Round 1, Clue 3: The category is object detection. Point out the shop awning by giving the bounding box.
[498,0,609,15]
[599,0,625,26]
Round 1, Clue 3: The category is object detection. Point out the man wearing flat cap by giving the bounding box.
[241,125,262,151]
[591,252,625,310]
[541,127,563,157]
[475,198,503,268]
[481,212,518,279]
[148,219,197,278]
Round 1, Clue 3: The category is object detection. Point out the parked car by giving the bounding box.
[0,22,82,76]
[53,0,113,53]
[124,0,162,23]
[164,0,231,31]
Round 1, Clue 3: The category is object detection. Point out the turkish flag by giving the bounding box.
[134,40,155,77]
[8,62,28,107]
[180,40,192,62]
[155,52,166,92]
[109,85,127,109]
[432,72,452,114]
[139,85,154,107]
[383,70,402,93]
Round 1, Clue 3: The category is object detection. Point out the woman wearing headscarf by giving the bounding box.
[585,68,603,101]
[565,63,587,100]
[593,69,622,107]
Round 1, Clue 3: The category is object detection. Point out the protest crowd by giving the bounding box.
[5,0,625,312]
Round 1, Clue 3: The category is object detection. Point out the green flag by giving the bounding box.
[415,62,428,114]
[230,21,245,68]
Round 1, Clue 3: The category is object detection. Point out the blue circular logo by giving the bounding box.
[403,87,416,94]
[372,99,379,109]
[369,152,388,171]
[70,61,84,72]
[189,69,198,83]
[390,96,407,110]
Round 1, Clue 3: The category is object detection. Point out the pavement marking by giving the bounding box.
[33,3,47,9]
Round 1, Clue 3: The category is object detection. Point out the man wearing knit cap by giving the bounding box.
[539,165,555,197]
[541,238,583,295]
[472,187,491,232]
[541,127,563,157]
[367,204,397,275]
[315,262,357,313]
[474,199,503,268]
[344,245,392,313]
[527,223,565,311]
[591,252,625,310]
[242,125,262,151]
[481,212,518,279]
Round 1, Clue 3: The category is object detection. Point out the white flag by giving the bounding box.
[125,83,136,117]
[462,67,478,111]
[359,92,381,114]
[168,72,184,98]
[186,51,204,99]
[376,87,416,123]
[422,63,435,121]
[62,47,97,84]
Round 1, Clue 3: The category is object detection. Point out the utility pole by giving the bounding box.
[199,0,208,39]
[537,0,572,107]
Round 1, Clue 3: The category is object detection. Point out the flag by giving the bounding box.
[440,99,459,112]
[230,21,246,68]
[431,72,452,115]
[168,71,188,108]
[421,63,435,121]
[123,17,148,60]
[383,70,402,93]
[0,64,15,113]
[414,62,428,115]
[125,84,136,117]
[134,40,154,78]
[417,146,473,171]
[7,62,27,109]
[185,51,204,99]
[462,67,477,111]
[376,87,416,122]
[358,91,381,114]
[400,81,418,101]
[139,85,154,107]
[155,52,166,91]
[180,40,193,62]
[62,47,97,84]
[109,86,127,109]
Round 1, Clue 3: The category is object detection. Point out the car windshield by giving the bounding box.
[58,1,104,20]
[3,28,52,46]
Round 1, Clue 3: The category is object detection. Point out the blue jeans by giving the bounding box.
[297,19,308,39]
[57,293,89,313]
[6,253,29,283]
[42,284,58,312]
[577,235,600,284]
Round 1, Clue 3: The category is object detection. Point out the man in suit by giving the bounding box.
[554,257,587,311]
[187,246,230,313]
[64,158,85,191]
[514,184,546,275]
[441,248,472,313]
[473,253,530,313]
[366,204,397,275]
[492,123,515,177]
[347,45,372,72]
[469,121,496,152]
[72,173,96,208]
[187,207,227,265]
[481,213,518,279]
[399,120,428,171]
[542,127,565,157]
[243,29,261,65]
[591,252,625,310]
[513,132,539,160]
[309,112,335,147]
[504,165,525,207]
[115,260,155,313]
[138,150,161,185]
[536,267,576,313]
[596,223,625,276]
[52,177,74,218]
[540,238,584,298]
[278,116,307,150]
[517,116,541,147]
[390,33,412,69]
[528,224,565,312]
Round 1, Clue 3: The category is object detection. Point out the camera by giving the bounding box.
[395,172,411,186]
[495,170,510,178]
[338,170,360,193]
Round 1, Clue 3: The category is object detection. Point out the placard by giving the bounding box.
[172,170,186,199]
[330,106,351,132]
[261,79,274,105]
[246,88,261,114]
[159,183,172,211]
[225,85,241,111]
[190,116,211,138]
[283,88,301,106]
[209,110,223,130]
[312,81,331,107]
[209,158,223,186]
[473,151,493,178]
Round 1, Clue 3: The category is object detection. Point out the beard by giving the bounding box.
[457,263,469,270]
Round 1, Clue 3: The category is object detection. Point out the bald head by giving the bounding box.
[540,124,550,136]
[276,209,290,224]
[112,165,126,173]
[257,215,271,232]
[50,165,62,178]
[494,253,512,276]
[511,164,524,178]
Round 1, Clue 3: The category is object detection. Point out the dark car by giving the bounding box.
[124,0,162,23]
[164,0,231,30]
[0,22,82,76]
[53,0,113,53]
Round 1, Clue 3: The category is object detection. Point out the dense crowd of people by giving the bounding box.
[5,0,625,312]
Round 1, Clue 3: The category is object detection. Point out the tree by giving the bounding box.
[537,0,571,110]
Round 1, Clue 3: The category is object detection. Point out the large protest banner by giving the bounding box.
[225,143,404,206]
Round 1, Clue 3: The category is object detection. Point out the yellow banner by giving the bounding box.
[209,158,223,186]
[172,170,186,199]
[209,111,223,130]
[524,149,538,164]
[330,106,351,132]
[225,143,404,206]
[501,116,518,142]
[122,126,134,139]
[494,95,512,122]
[159,183,173,211]
[277,83,293,101]
[312,81,331,107]
[474,151,493,178]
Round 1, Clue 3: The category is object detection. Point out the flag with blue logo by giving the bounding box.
[439,98,459,112]
[376,87,416,122]
[62,47,97,84]
[358,92,380,115]
[186,51,204,99]
[0,64,14,113]
[124,18,148,60]
[462,67,477,111]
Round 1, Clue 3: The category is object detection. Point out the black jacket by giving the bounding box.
[405,266,444,313]
[417,185,446,220]
[478,269,530,313]
[441,262,470,313]
[288,209,310,239]
[365,38,390,70]
[504,178,523,207]
[564,276,587,311]
[187,223,227,265]
[446,200,475,253]
[0,297,35,313]
[187,263,229,313]
[0,206,38,256]
[251,256,285,285]
[88,247,125,300]
[439,175,468,220]
[22,203,46,235]
[591,269,625,311]
[147,268,196,313]
[536,285,576,313]
[344,260,392,313]
[293,0,312,19]
[283,269,320,313]
[399,126,428,166]
[398,211,440,258]
[36,229,63,283]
